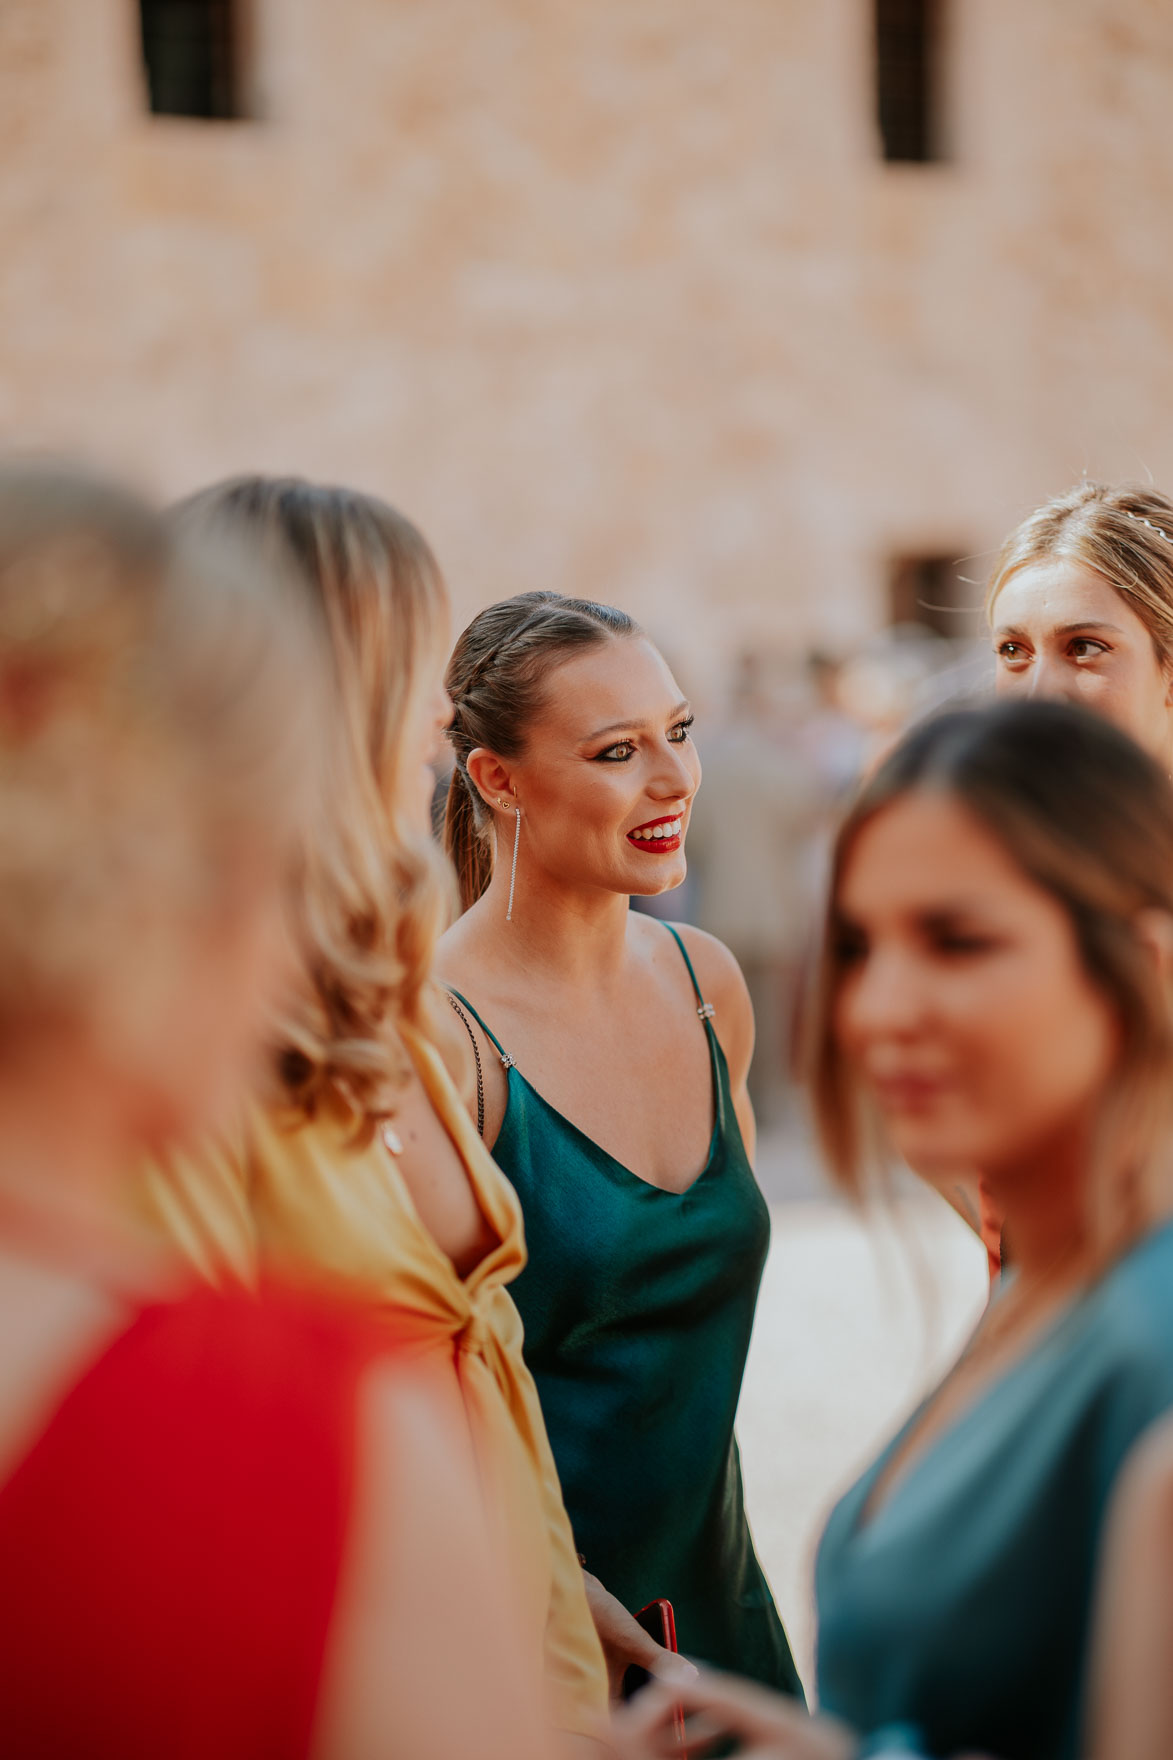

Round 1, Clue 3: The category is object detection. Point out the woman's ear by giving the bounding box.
[1135,908,1173,987]
[465,747,516,813]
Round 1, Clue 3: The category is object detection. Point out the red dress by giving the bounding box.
[0,1285,387,1758]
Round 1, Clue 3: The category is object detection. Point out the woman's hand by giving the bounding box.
[608,1666,854,1759]
[580,1572,698,1704]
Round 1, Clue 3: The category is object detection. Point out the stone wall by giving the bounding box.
[3,0,1173,692]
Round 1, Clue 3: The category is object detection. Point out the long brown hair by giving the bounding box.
[443,590,638,911]
[174,477,454,1134]
[988,481,1173,660]
[806,700,1173,1244]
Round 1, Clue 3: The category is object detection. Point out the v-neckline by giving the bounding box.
[499,1025,725,1199]
[847,1224,1173,1540]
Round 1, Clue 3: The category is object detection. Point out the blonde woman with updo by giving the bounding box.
[0,466,549,1760]
[989,481,1173,766]
[138,478,608,1756]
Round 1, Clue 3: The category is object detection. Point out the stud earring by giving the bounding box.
[499,799,521,922]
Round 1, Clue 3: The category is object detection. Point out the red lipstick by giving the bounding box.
[627,812,684,854]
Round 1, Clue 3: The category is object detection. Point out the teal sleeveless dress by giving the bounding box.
[816,1215,1173,1760]
[450,926,802,1695]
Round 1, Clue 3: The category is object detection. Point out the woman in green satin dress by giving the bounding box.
[435,591,801,1700]
[609,699,1173,1760]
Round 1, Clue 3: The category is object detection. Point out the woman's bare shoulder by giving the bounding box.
[425,932,512,1149]
[657,921,755,1075]
[432,909,482,982]
[1115,1413,1173,1524]
[664,922,753,1016]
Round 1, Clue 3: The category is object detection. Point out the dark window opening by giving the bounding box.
[888,554,976,638]
[140,1,241,119]
[874,0,943,163]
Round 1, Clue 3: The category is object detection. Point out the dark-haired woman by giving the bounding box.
[611,698,1173,1760]
[435,591,802,1698]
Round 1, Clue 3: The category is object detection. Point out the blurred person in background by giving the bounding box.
[990,481,1173,770]
[0,465,548,1760]
[800,650,868,800]
[998,488,1173,1760]
[983,480,1173,1276]
[436,592,803,1701]
[137,480,608,1755]
[686,651,821,1128]
[610,699,1173,1760]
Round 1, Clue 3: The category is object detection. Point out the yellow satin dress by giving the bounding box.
[140,1024,608,1742]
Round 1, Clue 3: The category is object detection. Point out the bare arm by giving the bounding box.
[672,925,758,1165]
[1085,1415,1173,1760]
[312,1362,551,1760]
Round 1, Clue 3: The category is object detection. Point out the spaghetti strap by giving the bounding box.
[444,986,516,1067]
[663,924,714,1019]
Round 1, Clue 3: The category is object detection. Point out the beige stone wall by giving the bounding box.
[3,0,1173,692]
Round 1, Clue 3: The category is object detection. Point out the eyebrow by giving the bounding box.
[993,619,1127,639]
[582,700,691,742]
[837,899,1001,928]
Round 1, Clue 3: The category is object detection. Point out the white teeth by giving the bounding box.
[630,819,682,841]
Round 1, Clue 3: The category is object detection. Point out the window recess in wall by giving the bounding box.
[139,0,245,119]
[874,0,945,163]
[888,553,977,639]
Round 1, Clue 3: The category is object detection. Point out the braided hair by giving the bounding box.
[444,590,638,910]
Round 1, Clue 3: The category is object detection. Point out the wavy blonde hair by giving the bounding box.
[0,463,323,1053]
[987,481,1173,658]
[174,477,455,1137]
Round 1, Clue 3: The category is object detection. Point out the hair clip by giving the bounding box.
[1124,510,1173,545]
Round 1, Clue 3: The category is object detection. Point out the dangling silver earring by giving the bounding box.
[499,800,522,922]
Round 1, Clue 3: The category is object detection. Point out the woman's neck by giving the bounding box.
[979,1114,1102,1282]
[0,1052,153,1279]
[473,860,636,987]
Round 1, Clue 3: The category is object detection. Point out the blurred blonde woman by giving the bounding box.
[0,465,548,1760]
[140,477,608,1755]
[989,480,1173,767]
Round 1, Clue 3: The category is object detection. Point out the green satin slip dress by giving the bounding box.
[450,924,802,1695]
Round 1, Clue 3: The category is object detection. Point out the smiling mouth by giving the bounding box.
[871,1074,950,1110]
[627,814,684,853]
